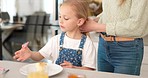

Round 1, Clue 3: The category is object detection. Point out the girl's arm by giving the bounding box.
[13,42,44,62]
[30,52,44,61]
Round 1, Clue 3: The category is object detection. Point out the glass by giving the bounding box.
[68,73,86,78]
[27,63,49,78]
[27,71,48,78]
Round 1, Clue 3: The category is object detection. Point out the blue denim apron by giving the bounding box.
[55,32,86,66]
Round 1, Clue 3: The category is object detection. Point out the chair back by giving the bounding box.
[1,12,10,24]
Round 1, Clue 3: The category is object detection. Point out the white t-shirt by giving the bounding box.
[39,33,96,69]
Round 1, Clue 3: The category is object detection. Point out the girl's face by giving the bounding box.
[59,5,81,32]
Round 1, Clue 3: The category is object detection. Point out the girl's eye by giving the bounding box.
[64,17,69,20]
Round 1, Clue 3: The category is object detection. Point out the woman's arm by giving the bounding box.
[106,0,148,38]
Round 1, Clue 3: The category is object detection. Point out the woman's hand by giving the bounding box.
[80,18,106,33]
[93,16,99,22]
[13,42,32,62]
[80,18,99,32]
[60,61,74,68]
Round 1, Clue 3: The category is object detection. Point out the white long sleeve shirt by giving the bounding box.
[99,0,148,38]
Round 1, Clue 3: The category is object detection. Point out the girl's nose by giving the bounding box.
[59,18,63,24]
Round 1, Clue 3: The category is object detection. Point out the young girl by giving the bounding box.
[13,0,96,70]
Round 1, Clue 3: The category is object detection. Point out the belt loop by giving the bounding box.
[113,36,116,42]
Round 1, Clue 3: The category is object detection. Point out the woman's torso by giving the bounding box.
[102,0,132,23]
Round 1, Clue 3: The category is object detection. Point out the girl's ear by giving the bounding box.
[77,18,85,27]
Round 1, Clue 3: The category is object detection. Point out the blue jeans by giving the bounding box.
[97,36,144,75]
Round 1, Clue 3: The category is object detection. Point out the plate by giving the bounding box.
[19,63,63,76]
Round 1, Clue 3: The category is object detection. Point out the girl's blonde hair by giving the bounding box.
[61,0,89,20]
[61,0,90,35]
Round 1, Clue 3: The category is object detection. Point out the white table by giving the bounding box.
[0,60,142,78]
[1,24,24,60]
[1,24,24,42]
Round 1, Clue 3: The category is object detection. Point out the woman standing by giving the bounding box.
[80,0,148,75]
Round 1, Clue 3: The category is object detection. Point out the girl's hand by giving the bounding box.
[60,61,74,68]
[13,42,32,62]
[60,61,95,70]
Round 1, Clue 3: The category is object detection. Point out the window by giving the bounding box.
[1,0,16,22]
[0,0,60,22]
